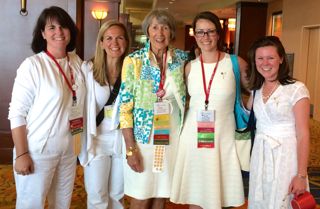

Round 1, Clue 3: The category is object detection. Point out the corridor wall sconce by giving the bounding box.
[91,10,108,27]
[189,28,194,36]
[20,0,28,16]
[228,18,236,31]
[220,19,224,28]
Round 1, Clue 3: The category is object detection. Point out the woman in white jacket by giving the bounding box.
[79,20,130,209]
[8,6,85,209]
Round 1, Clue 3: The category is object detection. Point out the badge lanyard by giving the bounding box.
[45,51,77,106]
[156,51,167,101]
[200,51,221,110]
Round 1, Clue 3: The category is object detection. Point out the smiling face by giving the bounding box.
[100,25,127,59]
[42,18,70,55]
[148,17,171,54]
[255,45,283,82]
[194,19,219,53]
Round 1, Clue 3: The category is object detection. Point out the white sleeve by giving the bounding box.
[291,82,310,106]
[8,58,38,129]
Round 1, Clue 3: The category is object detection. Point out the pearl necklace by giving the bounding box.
[262,82,279,101]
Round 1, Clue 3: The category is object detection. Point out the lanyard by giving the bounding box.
[200,51,221,110]
[156,51,167,100]
[45,51,77,105]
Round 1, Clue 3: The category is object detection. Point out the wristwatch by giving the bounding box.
[126,145,137,158]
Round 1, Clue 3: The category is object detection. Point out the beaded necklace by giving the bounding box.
[262,82,279,102]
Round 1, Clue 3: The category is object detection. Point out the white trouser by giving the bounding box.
[84,154,124,209]
[14,153,77,209]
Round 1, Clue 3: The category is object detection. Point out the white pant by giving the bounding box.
[14,153,77,209]
[84,154,124,209]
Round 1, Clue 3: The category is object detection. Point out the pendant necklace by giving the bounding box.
[262,82,279,102]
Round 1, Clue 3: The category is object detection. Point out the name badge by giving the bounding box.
[69,105,84,136]
[197,109,215,148]
[153,102,170,145]
[104,105,113,119]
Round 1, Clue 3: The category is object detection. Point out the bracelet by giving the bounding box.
[15,151,29,160]
[297,173,307,179]
[126,145,138,158]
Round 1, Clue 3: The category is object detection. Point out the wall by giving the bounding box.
[0,0,76,134]
[281,0,320,81]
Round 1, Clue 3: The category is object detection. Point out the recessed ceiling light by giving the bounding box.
[169,1,173,4]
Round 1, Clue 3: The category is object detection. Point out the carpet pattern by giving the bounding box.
[0,119,319,208]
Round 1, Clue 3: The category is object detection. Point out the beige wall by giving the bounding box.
[281,0,320,81]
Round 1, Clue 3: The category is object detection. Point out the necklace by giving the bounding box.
[262,82,279,101]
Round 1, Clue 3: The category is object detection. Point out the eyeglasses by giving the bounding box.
[194,29,217,37]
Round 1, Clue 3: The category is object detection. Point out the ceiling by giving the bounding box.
[123,0,272,27]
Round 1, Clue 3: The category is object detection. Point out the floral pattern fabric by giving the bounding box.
[119,41,188,144]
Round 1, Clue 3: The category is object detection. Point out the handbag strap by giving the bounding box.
[96,76,121,127]
[230,54,242,107]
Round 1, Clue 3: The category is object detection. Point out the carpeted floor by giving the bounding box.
[0,119,319,209]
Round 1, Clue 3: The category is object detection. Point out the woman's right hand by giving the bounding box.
[127,150,144,173]
[14,153,34,176]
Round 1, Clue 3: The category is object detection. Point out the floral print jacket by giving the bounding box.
[119,41,188,144]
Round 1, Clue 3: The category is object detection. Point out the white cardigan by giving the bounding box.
[8,51,85,154]
[78,61,122,166]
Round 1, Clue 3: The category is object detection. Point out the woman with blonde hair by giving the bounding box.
[79,20,130,209]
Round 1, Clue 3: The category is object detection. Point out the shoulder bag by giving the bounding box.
[230,54,256,171]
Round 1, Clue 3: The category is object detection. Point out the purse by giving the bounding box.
[230,55,256,171]
[291,191,316,209]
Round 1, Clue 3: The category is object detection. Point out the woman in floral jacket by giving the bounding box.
[119,9,188,209]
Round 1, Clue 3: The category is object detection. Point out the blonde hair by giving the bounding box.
[92,20,130,85]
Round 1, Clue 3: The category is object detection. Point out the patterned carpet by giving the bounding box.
[0,119,319,209]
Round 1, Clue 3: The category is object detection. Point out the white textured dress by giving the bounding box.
[124,75,181,199]
[170,54,245,209]
[248,81,310,209]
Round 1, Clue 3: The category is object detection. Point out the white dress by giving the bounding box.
[124,74,181,199]
[170,54,245,209]
[248,81,310,209]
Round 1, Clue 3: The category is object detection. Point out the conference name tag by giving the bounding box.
[197,109,215,148]
[69,105,84,136]
[153,102,170,145]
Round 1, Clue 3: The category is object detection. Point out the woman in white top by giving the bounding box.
[8,6,85,209]
[247,36,310,209]
[79,20,130,209]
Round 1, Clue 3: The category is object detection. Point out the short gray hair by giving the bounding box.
[142,9,176,40]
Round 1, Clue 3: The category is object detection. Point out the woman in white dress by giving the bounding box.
[119,9,188,209]
[79,20,130,209]
[247,36,310,209]
[170,11,247,209]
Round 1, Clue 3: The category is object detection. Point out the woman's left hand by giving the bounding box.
[288,175,307,196]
